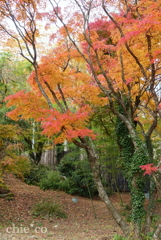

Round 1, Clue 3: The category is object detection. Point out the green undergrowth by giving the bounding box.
[32,199,67,220]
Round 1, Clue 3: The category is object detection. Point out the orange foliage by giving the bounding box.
[3,0,161,143]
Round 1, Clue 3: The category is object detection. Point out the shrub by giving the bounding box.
[39,170,61,190]
[24,163,51,185]
[40,159,97,198]
[67,167,97,197]
[12,156,31,179]
[1,155,31,181]
[57,158,76,177]
[32,199,67,219]
[39,170,70,192]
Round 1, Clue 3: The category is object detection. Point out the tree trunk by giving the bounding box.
[74,137,130,237]
[153,223,161,240]
[133,223,142,240]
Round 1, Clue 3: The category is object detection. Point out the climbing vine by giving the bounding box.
[116,104,150,226]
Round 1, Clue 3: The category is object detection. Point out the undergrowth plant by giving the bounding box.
[113,235,127,240]
[24,163,51,185]
[32,199,67,219]
[39,159,97,198]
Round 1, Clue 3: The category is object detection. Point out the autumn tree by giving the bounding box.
[47,1,161,238]
[0,51,47,165]
[1,0,161,239]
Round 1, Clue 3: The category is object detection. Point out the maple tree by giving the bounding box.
[1,0,161,239]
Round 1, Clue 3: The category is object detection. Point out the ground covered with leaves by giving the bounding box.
[0,174,160,240]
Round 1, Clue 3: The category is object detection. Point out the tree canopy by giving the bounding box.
[1,0,161,239]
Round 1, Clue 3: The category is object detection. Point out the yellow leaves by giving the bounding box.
[27,42,108,109]
[140,92,157,111]
[0,123,31,179]
[1,156,16,167]
[6,143,24,154]
[0,155,31,179]
[0,124,21,141]
[73,82,107,107]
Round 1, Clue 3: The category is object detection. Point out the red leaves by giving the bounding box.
[40,106,96,143]
[5,88,96,143]
[140,164,161,175]
[89,20,110,32]
[125,78,134,85]
[117,30,142,46]
[158,103,161,109]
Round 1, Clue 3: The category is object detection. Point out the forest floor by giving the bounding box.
[0,174,160,240]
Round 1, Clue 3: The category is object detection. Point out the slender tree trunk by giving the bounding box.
[133,223,141,240]
[153,223,161,240]
[86,144,130,236]
[74,138,130,237]
[143,184,158,236]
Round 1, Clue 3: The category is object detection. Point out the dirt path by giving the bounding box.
[0,174,131,240]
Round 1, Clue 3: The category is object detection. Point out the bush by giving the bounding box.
[57,158,76,177]
[1,155,31,180]
[67,167,97,197]
[32,199,67,219]
[24,163,51,185]
[39,170,70,192]
[40,159,97,198]
[40,170,60,190]
[13,156,31,179]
